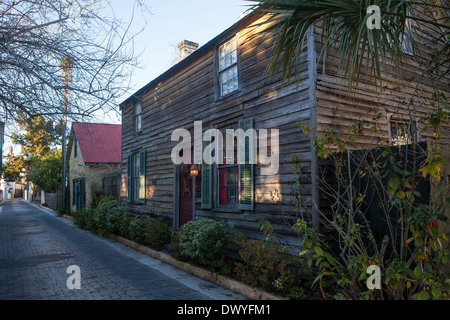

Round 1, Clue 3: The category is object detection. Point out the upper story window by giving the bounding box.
[384,17,413,56]
[401,18,413,55]
[74,137,78,158]
[217,36,239,98]
[134,100,142,133]
[389,119,418,146]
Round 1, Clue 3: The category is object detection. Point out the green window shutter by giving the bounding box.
[72,180,76,205]
[127,154,132,203]
[81,179,86,209]
[239,118,255,211]
[139,150,146,202]
[201,139,212,209]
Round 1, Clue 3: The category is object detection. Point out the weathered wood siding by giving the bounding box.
[121,14,314,245]
[312,22,450,229]
[313,23,450,149]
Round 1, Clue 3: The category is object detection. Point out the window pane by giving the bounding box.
[134,178,140,201]
[134,154,140,176]
[136,114,142,132]
[229,186,236,205]
[218,166,238,206]
[219,38,237,71]
[135,101,141,115]
[220,66,238,96]
[135,101,142,133]
[391,121,414,146]
[219,186,227,204]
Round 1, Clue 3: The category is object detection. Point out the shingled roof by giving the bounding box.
[71,122,122,164]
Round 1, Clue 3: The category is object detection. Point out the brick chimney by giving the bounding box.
[178,40,199,61]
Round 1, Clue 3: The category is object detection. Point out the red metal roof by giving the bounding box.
[72,122,122,164]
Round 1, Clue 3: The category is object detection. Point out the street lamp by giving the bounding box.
[60,56,73,210]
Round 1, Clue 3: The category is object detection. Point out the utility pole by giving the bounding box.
[60,56,73,210]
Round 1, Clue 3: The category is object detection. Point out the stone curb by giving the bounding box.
[105,234,284,301]
[60,214,283,300]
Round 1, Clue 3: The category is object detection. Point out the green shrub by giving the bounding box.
[93,200,117,235]
[91,189,114,209]
[128,215,170,250]
[56,207,71,217]
[172,218,232,270]
[234,236,322,299]
[71,200,170,251]
[119,214,137,238]
[72,209,96,231]
[93,200,131,236]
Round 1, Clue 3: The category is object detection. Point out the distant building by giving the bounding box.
[67,123,122,211]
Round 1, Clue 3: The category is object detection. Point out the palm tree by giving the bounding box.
[247,0,449,91]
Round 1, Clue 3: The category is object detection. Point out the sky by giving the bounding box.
[88,0,251,124]
[119,0,250,92]
[3,0,250,156]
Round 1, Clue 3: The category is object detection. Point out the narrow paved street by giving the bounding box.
[0,199,244,300]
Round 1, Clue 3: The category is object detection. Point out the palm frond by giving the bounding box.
[246,0,450,91]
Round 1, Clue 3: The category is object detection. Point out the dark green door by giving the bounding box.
[73,178,86,211]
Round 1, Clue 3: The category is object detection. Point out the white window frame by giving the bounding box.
[388,116,419,146]
[134,100,142,133]
[401,17,413,55]
[133,153,140,202]
[215,127,239,209]
[217,36,240,98]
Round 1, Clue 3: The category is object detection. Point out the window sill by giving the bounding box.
[215,89,241,102]
[211,207,241,213]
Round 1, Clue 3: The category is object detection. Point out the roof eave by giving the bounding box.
[119,10,262,110]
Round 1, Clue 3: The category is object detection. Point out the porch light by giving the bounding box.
[190,164,200,177]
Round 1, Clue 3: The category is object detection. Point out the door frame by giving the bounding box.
[73,178,86,212]
[172,164,196,230]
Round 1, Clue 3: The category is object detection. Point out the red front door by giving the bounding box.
[179,164,193,227]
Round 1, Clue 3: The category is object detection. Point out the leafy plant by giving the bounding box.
[248,0,449,91]
[128,215,170,251]
[92,200,129,236]
[71,198,170,251]
[56,207,71,217]
[171,218,232,270]
[233,232,322,299]
[72,209,96,231]
[288,130,450,299]
[27,148,62,193]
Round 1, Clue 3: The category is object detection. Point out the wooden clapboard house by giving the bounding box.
[119,11,449,245]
